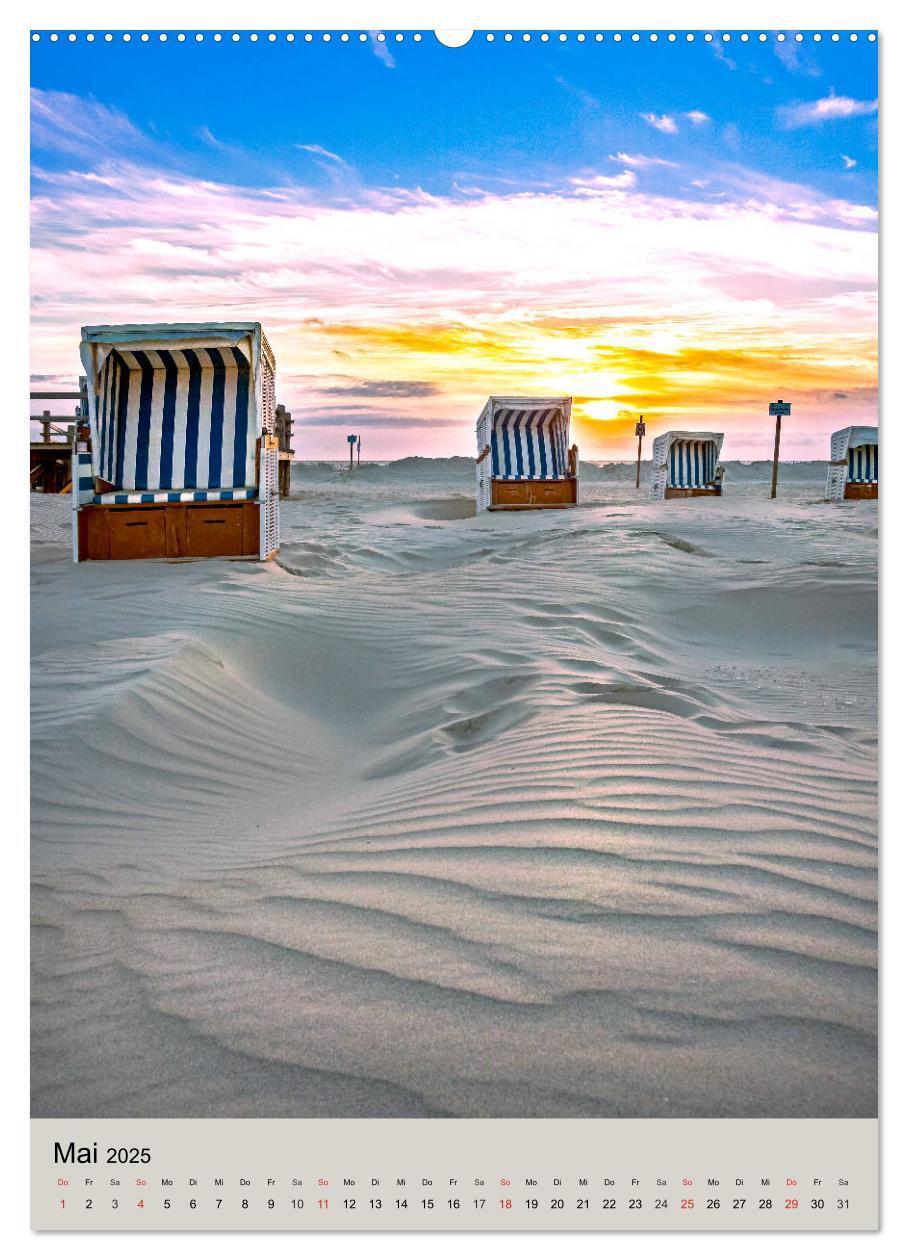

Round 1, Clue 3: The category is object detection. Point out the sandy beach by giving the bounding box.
[30,460,877,1119]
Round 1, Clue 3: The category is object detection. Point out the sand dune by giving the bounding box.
[31,464,877,1118]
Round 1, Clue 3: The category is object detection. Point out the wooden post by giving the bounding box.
[42,412,51,444]
[770,416,782,499]
[357,436,361,469]
[634,416,646,489]
[275,403,293,498]
[768,400,790,499]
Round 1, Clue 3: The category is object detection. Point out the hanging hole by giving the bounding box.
[434,30,473,48]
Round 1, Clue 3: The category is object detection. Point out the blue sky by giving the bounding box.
[30,31,878,457]
[32,32,878,201]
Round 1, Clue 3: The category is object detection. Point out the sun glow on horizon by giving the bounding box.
[29,67,877,460]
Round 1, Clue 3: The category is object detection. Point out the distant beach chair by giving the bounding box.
[650,431,724,500]
[475,396,578,511]
[825,426,878,501]
[73,322,280,562]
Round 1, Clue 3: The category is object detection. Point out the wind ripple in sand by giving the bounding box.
[31,480,877,1118]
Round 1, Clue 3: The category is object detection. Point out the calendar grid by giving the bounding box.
[32,1118,878,1232]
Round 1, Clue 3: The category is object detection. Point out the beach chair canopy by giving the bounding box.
[831,426,879,483]
[478,397,572,481]
[825,425,878,500]
[652,431,724,489]
[649,430,724,500]
[78,322,275,502]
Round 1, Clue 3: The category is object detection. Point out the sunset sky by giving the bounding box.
[30,30,878,459]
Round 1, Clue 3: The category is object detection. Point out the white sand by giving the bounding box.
[31,461,877,1118]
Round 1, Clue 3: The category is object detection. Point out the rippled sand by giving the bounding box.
[31,463,877,1118]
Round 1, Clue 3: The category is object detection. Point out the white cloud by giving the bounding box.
[640,111,710,135]
[369,32,396,69]
[842,154,858,170]
[777,91,878,129]
[641,112,678,134]
[570,171,637,194]
[774,38,800,73]
[196,126,222,149]
[555,75,600,109]
[773,37,822,77]
[609,152,677,169]
[711,41,737,71]
[298,144,350,168]
[30,88,149,160]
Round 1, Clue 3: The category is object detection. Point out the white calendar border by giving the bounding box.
[3,1,902,1255]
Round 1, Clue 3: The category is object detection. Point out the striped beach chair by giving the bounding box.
[650,431,724,500]
[476,397,578,511]
[825,426,878,501]
[74,323,280,561]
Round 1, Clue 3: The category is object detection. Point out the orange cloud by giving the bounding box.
[30,149,877,458]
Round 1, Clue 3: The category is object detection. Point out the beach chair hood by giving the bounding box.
[825,426,878,500]
[476,396,572,510]
[650,430,724,500]
[74,321,279,561]
[78,322,274,494]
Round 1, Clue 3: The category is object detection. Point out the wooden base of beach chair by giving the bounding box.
[78,501,261,561]
[843,482,878,500]
[664,486,723,499]
[490,478,577,509]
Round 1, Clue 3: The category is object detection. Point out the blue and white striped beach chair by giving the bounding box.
[825,426,878,501]
[476,397,578,511]
[650,431,724,500]
[74,323,280,561]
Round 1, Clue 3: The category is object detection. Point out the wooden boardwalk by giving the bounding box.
[30,384,85,493]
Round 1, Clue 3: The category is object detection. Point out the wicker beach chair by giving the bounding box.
[73,322,280,561]
[825,426,878,501]
[650,431,724,500]
[475,396,578,511]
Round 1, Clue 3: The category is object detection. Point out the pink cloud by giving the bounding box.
[30,151,877,458]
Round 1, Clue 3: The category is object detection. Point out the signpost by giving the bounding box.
[768,400,791,499]
[635,416,646,489]
[347,433,358,471]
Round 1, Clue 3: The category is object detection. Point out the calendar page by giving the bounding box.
[28,14,879,1235]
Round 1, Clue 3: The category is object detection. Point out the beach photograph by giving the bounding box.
[30,30,878,1120]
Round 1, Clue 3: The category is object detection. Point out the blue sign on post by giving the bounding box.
[347,434,358,444]
[768,401,791,498]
